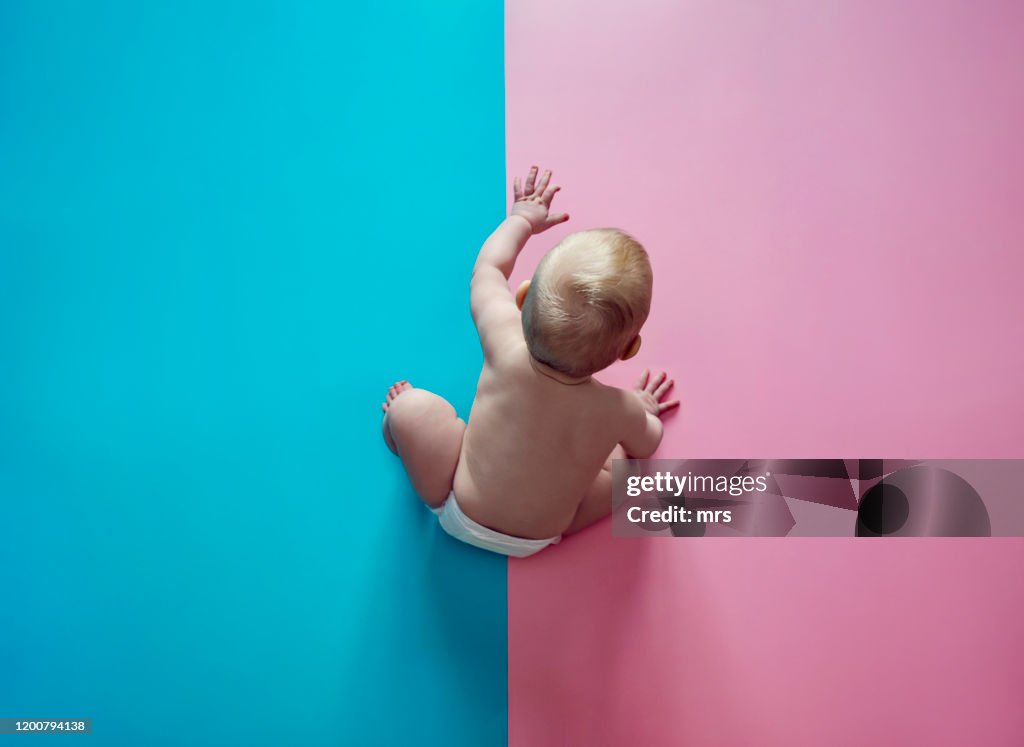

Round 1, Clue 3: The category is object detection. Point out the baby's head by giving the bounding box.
[516,228,653,378]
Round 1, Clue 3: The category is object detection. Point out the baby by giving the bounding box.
[382,166,678,557]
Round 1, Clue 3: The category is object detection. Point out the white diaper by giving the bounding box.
[431,491,561,558]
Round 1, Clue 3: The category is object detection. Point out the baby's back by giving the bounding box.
[452,344,625,539]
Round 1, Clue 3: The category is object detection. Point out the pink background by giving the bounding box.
[505,1,1024,744]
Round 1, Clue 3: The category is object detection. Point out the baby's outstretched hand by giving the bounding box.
[634,369,680,417]
[511,165,569,234]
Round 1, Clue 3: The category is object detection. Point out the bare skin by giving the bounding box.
[382,166,678,540]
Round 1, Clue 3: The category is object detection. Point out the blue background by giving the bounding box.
[0,2,508,744]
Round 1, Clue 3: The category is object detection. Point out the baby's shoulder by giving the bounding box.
[586,380,639,419]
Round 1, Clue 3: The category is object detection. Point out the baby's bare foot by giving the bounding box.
[381,380,411,454]
[382,380,411,413]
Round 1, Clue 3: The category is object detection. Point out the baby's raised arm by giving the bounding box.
[470,166,569,360]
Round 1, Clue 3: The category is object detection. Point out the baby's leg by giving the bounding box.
[564,444,627,535]
[381,381,465,508]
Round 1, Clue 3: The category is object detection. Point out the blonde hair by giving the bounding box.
[522,228,653,377]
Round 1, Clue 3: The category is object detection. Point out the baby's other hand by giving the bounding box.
[511,165,569,234]
[634,369,680,417]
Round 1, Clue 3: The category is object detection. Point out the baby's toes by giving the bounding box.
[385,380,411,407]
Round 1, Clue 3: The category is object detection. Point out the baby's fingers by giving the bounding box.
[635,369,650,389]
[658,399,681,414]
[646,370,666,394]
[653,377,674,400]
[534,169,552,197]
[524,165,539,195]
[541,183,560,207]
[514,176,523,202]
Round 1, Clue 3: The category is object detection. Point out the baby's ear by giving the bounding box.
[515,280,531,310]
[621,335,642,361]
